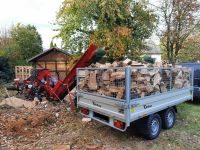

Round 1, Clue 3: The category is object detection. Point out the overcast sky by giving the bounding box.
[0,0,161,50]
[0,0,63,49]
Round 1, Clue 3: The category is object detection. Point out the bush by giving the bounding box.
[143,55,155,64]
[0,57,13,84]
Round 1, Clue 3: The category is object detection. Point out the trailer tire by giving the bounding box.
[161,107,176,129]
[138,114,162,140]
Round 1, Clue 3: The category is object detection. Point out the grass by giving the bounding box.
[0,85,6,99]
[175,102,200,136]
[151,103,200,150]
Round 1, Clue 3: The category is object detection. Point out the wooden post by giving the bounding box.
[45,61,47,69]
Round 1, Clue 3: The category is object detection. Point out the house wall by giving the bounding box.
[150,54,161,62]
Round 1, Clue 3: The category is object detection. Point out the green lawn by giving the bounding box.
[175,102,200,136]
[148,102,200,150]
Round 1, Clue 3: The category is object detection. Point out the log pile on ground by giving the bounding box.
[79,59,191,99]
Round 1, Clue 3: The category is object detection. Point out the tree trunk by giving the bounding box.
[170,42,174,64]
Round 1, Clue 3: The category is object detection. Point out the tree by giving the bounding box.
[177,34,200,62]
[159,0,200,64]
[0,27,14,57]
[50,40,57,48]
[56,0,157,60]
[11,23,43,65]
[0,57,13,84]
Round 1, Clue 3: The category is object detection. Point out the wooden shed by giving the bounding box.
[28,47,71,80]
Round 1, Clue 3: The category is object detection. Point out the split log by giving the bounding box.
[97,89,112,97]
[110,72,125,80]
[108,86,125,99]
[80,60,191,100]
[136,89,141,95]
[132,71,142,81]
[137,84,147,91]
[87,71,98,90]
[94,63,101,68]
[154,85,160,92]
[80,79,86,89]
[143,75,151,82]
[137,77,147,82]
[160,82,168,92]
[111,61,118,67]
[105,63,112,68]
[183,80,190,87]
[146,84,154,93]
[131,61,144,67]
[140,69,150,75]
[94,63,112,68]
[131,82,137,89]
[80,73,89,90]
[173,79,183,89]
[123,58,132,65]
[153,72,162,86]
[153,62,163,67]
[116,87,124,99]
[176,70,183,79]
[102,70,111,85]
[109,86,119,93]
[149,69,159,77]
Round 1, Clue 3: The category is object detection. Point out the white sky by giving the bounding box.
[0,0,161,50]
[0,0,63,49]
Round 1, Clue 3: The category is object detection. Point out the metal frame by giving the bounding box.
[76,66,193,131]
[125,67,131,127]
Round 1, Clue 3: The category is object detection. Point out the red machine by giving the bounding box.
[13,45,105,108]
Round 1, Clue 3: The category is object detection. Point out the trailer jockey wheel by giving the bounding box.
[69,92,76,105]
[161,107,176,129]
[72,95,77,107]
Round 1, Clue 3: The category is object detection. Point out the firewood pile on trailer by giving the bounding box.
[78,60,192,99]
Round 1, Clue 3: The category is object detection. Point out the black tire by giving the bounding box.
[161,107,176,129]
[138,114,162,140]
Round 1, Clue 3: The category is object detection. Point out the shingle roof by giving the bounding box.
[28,47,71,62]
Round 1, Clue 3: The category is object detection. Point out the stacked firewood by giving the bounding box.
[79,59,191,99]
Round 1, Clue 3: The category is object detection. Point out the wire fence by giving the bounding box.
[77,68,126,100]
[77,67,192,100]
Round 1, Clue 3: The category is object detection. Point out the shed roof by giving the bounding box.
[28,47,71,62]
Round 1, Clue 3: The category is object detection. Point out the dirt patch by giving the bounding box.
[0,97,200,150]
[6,111,55,137]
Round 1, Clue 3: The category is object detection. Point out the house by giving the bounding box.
[143,40,161,62]
[28,47,71,80]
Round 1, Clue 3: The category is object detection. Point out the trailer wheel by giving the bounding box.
[161,107,176,129]
[138,114,161,140]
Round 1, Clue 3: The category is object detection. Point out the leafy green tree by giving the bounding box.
[11,23,43,65]
[56,0,157,60]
